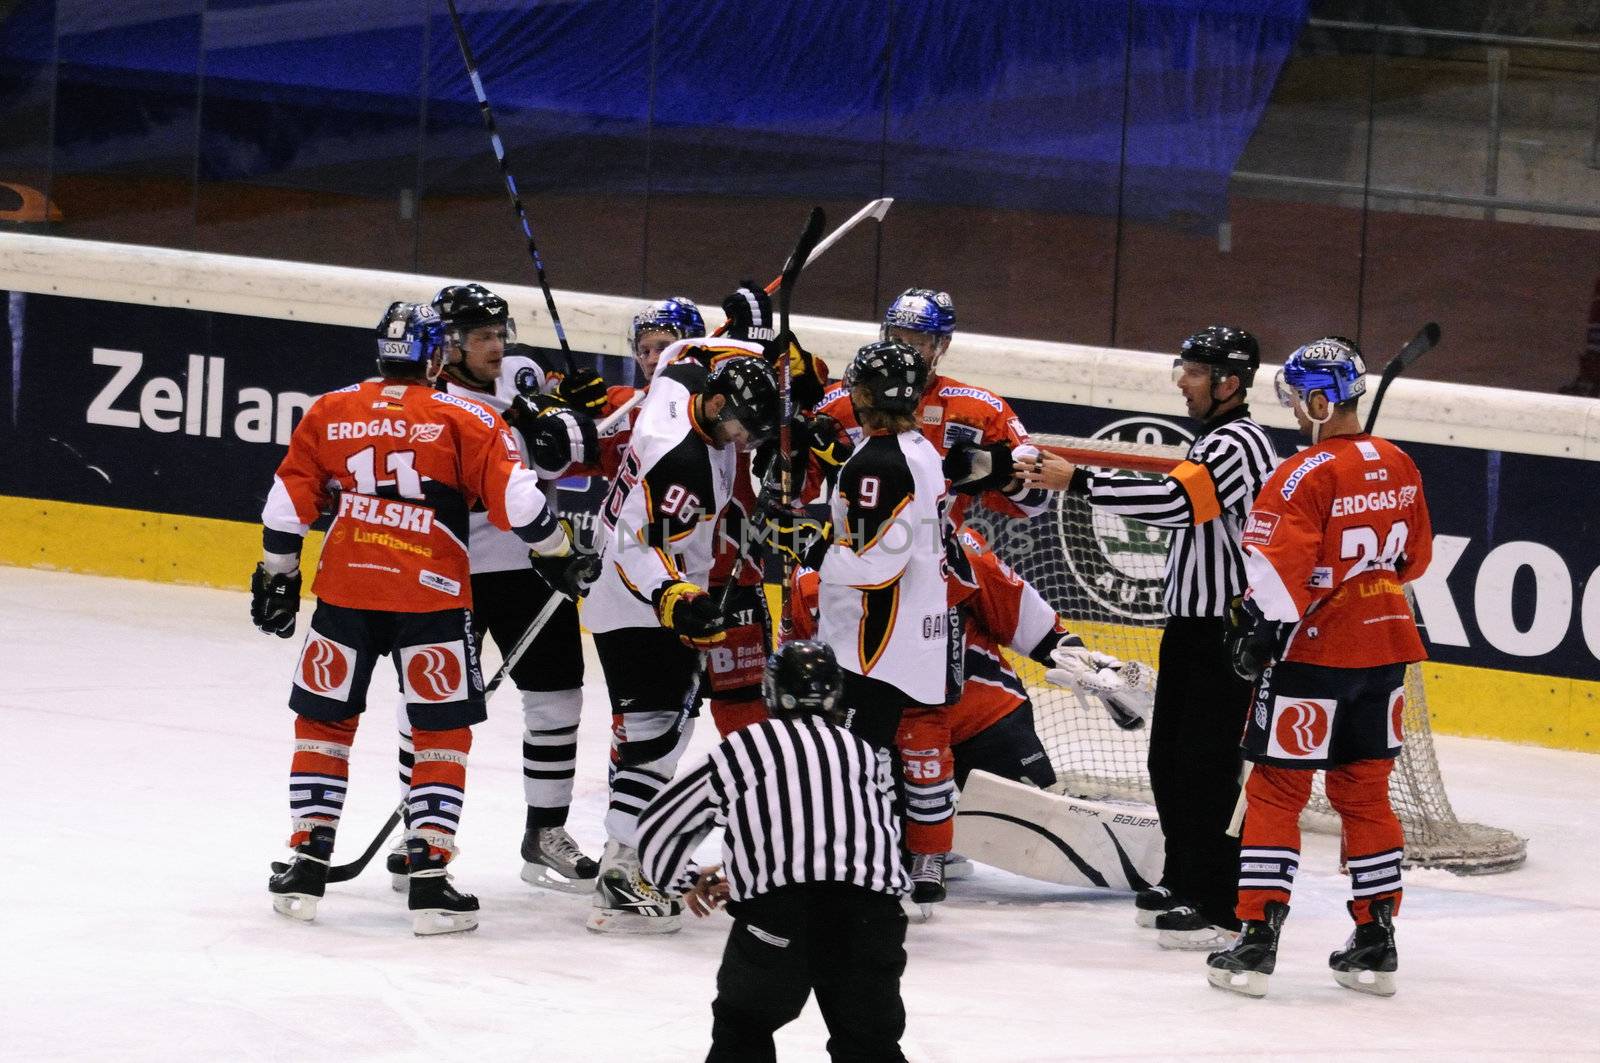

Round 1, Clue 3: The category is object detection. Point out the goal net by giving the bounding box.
[969,433,1527,874]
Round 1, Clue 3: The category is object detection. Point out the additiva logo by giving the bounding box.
[401,643,466,702]
[1060,416,1192,622]
[1269,697,1334,759]
[294,636,355,702]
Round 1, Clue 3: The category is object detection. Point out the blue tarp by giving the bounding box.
[1,0,1309,222]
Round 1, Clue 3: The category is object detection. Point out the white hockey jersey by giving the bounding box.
[583,358,740,634]
[440,351,557,574]
[818,429,954,706]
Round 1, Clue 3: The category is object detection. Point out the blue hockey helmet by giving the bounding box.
[629,297,706,354]
[1276,336,1368,409]
[882,288,955,338]
[376,301,448,378]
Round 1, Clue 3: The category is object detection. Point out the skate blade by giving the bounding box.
[1159,926,1234,951]
[521,862,598,895]
[411,909,479,936]
[900,896,932,924]
[271,893,319,922]
[1134,909,1163,929]
[390,872,408,894]
[585,907,681,935]
[1207,966,1268,998]
[942,855,974,881]
[1333,968,1396,997]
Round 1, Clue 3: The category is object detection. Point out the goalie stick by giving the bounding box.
[443,0,577,374]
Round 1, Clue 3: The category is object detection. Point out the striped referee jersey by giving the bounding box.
[1082,406,1278,617]
[637,715,912,903]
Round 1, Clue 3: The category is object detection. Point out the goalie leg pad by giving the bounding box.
[953,771,1164,891]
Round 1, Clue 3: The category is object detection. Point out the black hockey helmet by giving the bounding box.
[762,640,846,723]
[1176,325,1260,387]
[432,282,515,343]
[375,301,447,379]
[844,339,928,416]
[705,356,781,443]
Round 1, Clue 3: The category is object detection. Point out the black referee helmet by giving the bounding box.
[1177,325,1260,387]
[762,641,846,724]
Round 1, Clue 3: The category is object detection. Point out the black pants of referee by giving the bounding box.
[708,883,908,1063]
[1149,616,1252,931]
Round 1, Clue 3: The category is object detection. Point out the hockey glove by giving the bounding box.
[522,408,600,477]
[1044,637,1153,730]
[555,367,609,415]
[762,330,825,410]
[754,498,831,570]
[653,581,728,649]
[251,563,301,638]
[803,413,854,473]
[721,283,776,342]
[944,441,1018,495]
[503,391,566,431]
[1228,594,1287,683]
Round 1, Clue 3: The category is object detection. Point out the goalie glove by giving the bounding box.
[1044,636,1154,730]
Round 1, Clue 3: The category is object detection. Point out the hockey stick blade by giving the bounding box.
[1364,322,1441,433]
[269,802,404,883]
[779,207,827,315]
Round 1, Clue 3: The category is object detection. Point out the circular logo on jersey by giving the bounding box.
[1274,700,1331,757]
[1390,689,1405,744]
[406,646,463,701]
[1060,415,1193,622]
[513,365,541,399]
[300,638,350,694]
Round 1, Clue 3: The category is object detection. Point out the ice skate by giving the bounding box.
[1134,884,1178,929]
[586,839,681,934]
[904,852,946,923]
[521,826,600,894]
[386,839,409,893]
[268,823,335,922]
[943,852,974,881]
[1329,899,1398,997]
[1156,905,1234,951]
[1205,901,1287,998]
[406,836,479,937]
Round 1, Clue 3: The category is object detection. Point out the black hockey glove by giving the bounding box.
[803,413,854,474]
[503,391,566,432]
[944,441,1017,495]
[762,330,825,409]
[555,367,609,415]
[1228,594,1287,683]
[753,498,831,570]
[522,408,600,476]
[529,550,601,599]
[251,563,301,638]
[721,282,776,342]
[653,581,728,650]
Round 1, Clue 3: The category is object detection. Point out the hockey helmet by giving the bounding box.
[762,640,846,723]
[629,297,706,354]
[882,288,955,338]
[844,340,928,417]
[1175,325,1260,387]
[433,283,516,345]
[1276,335,1368,408]
[375,301,447,378]
[705,356,781,443]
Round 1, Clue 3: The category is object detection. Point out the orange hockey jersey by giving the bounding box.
[1242,433,1433,668]
[262,379,554,613]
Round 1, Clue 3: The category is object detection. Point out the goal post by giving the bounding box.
[969,432,1527,875]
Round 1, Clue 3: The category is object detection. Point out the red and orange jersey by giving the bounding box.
[815,372,1045,523]
[263,379,552,613]
[1243,433,1433,668]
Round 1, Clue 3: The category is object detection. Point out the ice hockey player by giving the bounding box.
[583,350,782,933]
[636,640,912,1063]
[1016,325,1278,949]
[254,301,574,935]
[806,288,1049,525]
[1206,336,1432,998]
[386,282,604,893]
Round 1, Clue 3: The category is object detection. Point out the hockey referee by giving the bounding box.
[1017,325,1278,948]
[637,641,912,1063]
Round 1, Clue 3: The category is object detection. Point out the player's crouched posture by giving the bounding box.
[638,642,912,1063]
[253,302,574,935]
[1206,337,1433,998]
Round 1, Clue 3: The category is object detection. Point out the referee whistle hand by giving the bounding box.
[1015,450,1074,491]
[686,866,729,916]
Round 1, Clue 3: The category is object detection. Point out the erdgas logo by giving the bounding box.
[85,348,313,445]
[1060,416,1192,622]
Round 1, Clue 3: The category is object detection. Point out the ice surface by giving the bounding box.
[3,567,1598,1062]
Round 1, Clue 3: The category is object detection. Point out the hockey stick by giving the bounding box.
[443,0,576,374]
[1363,323,1441,434]
[710,198,887,337]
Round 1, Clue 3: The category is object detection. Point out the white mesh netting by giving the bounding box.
[968,433,1526,874]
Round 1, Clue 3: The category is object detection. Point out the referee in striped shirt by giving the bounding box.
[1018,326,1278,948]
[637,640,912,1063]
